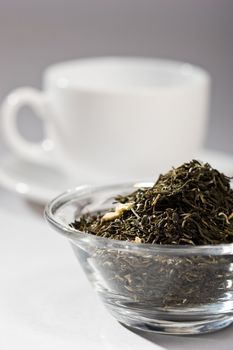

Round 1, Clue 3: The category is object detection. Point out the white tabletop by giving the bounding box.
[0,188,233,350]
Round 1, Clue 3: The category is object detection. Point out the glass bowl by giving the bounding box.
[45,183,233,335]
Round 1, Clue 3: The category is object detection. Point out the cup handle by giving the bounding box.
[1,87,55,165]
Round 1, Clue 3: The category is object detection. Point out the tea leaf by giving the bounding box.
[72,160,233,245]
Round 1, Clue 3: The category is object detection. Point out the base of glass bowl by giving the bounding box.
[107,304,233,335]
[121,317,233,335]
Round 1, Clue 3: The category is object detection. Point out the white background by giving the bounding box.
[0,0,233,154]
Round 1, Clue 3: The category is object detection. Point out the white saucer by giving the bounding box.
[0,149,233,204]
[0,155,78,203]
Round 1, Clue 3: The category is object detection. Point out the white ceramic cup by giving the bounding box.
[1,57,210,180]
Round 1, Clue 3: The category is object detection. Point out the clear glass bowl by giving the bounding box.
[45,183,233,335]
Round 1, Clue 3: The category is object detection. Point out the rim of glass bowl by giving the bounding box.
[45,182,233,255]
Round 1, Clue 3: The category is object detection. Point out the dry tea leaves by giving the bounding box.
[70,160,233,309]
[90,249,233,306]
[71,160,233,246]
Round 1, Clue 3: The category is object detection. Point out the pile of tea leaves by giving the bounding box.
[71,160,233,245]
